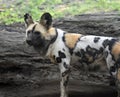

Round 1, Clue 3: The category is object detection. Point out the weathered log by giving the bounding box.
[54,12,120,36]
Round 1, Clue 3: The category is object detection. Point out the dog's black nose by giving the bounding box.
[26,40,33,45]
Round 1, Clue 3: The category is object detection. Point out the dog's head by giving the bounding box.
[24,12,56,52]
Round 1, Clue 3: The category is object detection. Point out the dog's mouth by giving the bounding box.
[26,40,44,49]
[26,36,45,46]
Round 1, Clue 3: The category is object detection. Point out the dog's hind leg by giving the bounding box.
[109,65,118,86]
[105,52,117,86]
[108,63,119,96]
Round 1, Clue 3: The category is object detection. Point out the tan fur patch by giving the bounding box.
[26,22,47,35]
[48,52,56,64]
[35,23,47,35]
[112,42,120,60]
[45,27,56,40]
[48,27,56,35]
[64,33,82,49]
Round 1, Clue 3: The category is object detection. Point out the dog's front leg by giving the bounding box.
[60,71,69,97]
[59,62,70,97]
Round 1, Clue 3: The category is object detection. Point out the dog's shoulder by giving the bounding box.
[62,33,83,49]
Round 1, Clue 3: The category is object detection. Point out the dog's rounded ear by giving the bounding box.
[40,12,52,29]
[24,13,34,27]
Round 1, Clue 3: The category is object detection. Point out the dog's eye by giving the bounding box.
[34,31,40,35]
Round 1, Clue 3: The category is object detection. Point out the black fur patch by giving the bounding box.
[69,48,73,55]
[110,66,116,73]
[56,57,62,63]
[79,49,89,63]
[62,34,65,42]
[86,45,97,56]
[102,39,109,48]
[55,51,66,63]
[99,47,104,53]
[105,51,108,58]
[102,39,110,48]
[75,51,82,57]
[108,39,118,51]
[63,48,65,51]
[63,62,69,69]
[94,37,100,43]
[34,31,40,35]
[58,51,66,58]
[24,13,29,20]
[53,55,56,60]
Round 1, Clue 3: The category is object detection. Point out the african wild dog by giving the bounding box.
[24,12,120,97]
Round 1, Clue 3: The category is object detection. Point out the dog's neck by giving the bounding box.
[44,28,58,51]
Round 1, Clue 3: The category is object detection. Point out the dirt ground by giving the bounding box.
[1,12,120,97]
